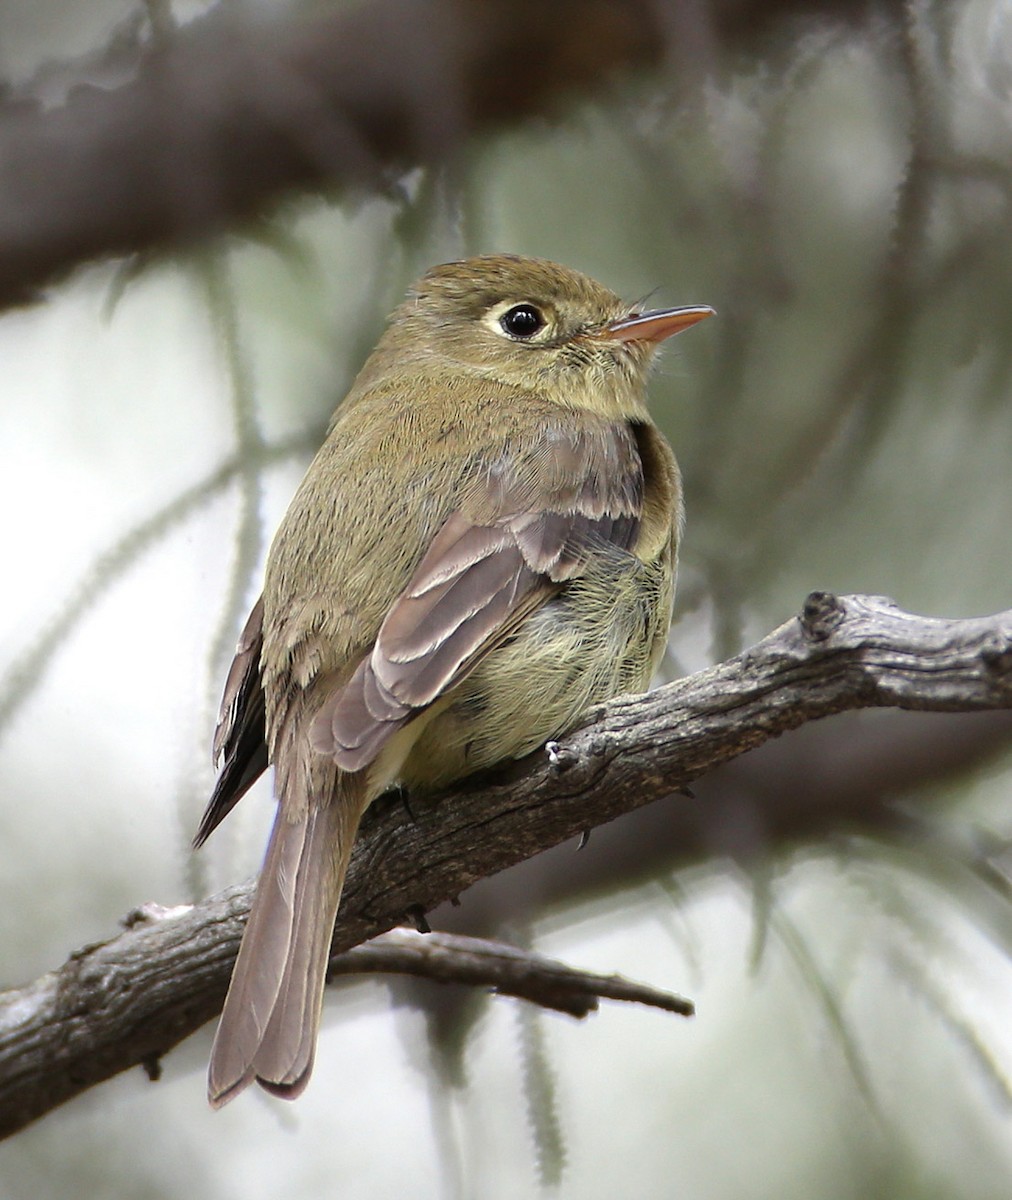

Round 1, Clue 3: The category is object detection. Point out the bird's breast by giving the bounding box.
[398,542,675,790]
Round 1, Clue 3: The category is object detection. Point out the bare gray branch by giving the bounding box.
[0,592,1008,1138]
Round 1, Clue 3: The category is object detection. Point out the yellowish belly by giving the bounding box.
[399,549,674,790]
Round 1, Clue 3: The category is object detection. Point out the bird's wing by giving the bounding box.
[310,421,644,771]
[194,597,268,847]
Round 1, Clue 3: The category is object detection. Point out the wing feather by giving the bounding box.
[311,421,645,772]
[194,597,268,847]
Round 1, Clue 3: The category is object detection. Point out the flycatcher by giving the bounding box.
[195,254,713,1106]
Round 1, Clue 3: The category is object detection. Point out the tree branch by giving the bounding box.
[0,0,662,308]
[1,592,1009,1138]
[0,0,893,310]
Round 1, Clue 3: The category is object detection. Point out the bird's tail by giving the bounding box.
[207,771,365,1108]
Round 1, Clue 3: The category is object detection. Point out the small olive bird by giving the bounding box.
[194,254,713,1107]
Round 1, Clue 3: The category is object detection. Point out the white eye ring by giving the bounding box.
[484,301,549,341]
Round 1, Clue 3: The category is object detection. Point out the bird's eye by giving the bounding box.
[499,304,545,339]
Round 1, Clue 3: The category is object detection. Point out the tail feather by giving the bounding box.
[207,783,362,1108]
[249,804,342,1095]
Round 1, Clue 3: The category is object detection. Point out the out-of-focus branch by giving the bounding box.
[0,0,891,310]
[0,591,1008,1138]
[0,0,656,307]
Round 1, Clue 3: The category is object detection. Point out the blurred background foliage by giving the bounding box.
[2,0,1012,1197]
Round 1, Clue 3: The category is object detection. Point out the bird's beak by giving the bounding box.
[602,305,715,345]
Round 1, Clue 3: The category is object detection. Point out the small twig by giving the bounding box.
[331,929,694,1019]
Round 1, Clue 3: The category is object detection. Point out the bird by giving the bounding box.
[194,253,713,1107]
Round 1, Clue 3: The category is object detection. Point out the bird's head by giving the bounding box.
[369,254,713,419]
